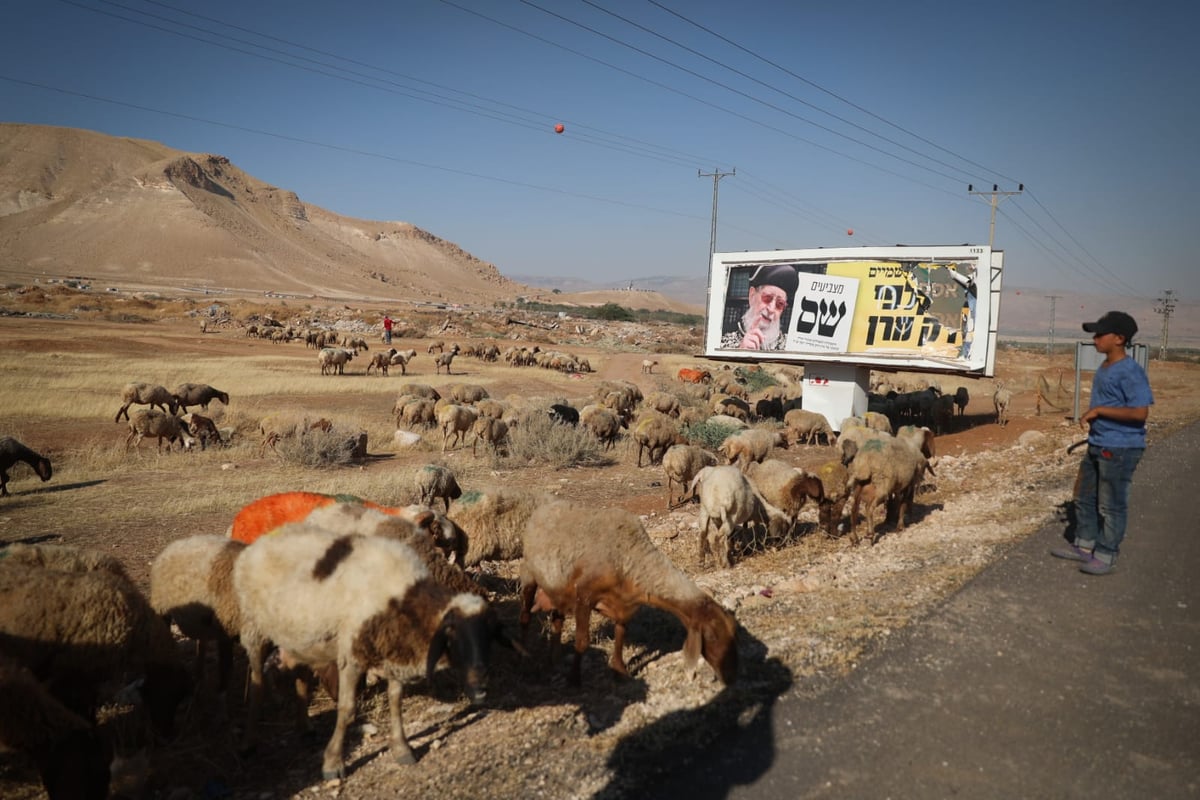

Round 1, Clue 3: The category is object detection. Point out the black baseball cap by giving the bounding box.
[749,264,798,296]
[1082,310,1137,342]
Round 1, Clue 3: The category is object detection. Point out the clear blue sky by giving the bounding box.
[2,0,1196,302]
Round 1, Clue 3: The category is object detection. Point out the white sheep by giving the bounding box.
[719,428,786,472]
[0,560,192,737]
[688,465,788,568]
[644,391,681,418]
[519,499,738,686]
[396,382,440,401]
[115,382,179,422]
[233,527,495,779]
[437,403,479,452]
[318,347,354,375]
[661,443,719,509]
[415,464,463,512]
[783,409,836,446]
[641,358,658,374]
[150,535,246,701]
[745,458,825,540]
[449,486,545,568]
[994,383,1012,426]
[126,408,194,452]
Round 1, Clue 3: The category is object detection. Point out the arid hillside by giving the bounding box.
[0,123,531,305]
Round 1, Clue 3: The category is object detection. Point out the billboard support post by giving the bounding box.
[802,363,870,433]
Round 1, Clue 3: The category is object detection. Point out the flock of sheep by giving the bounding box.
[0,320,1030,796]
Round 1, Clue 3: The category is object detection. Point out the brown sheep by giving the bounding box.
[519,499,738,687]
[115,382,179,422]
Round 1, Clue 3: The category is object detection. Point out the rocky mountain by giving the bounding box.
[0,123,530,304]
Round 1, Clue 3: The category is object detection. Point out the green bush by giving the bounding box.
[682,420,740,451]
[735,366,781,394]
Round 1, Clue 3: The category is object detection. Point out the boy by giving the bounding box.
[1051,311,1153,575]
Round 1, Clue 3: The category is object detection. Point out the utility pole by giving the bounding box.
[1045,294,1061,355]
[700,168,735,260]
[1154,289,1177,360]
[968,183,1023,247]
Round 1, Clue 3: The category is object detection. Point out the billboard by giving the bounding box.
[704,245,1003,376]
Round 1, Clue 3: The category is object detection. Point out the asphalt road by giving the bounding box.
[647,420,1199,800]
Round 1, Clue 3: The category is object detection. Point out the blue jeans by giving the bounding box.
[1073,445,1144,561]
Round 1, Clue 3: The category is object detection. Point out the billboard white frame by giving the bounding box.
[703,244,1003,378]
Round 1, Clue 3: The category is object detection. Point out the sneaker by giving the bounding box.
[1079,556,1116,576]
[1050,543,1092,562]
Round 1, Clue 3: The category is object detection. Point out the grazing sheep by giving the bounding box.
[172,383,229,413]
[474,398,507,421]
[711,394,751,422]
[845,434,929,545]
[0,437,52,497]
[258,414,332,454]
[641,359,658,374]
[783,409,836,446]
[471,416,509,457]
[580,405,623,450]
[126,409,194,452]
[993,383,1012,426]
[449,486,544,567]
[862,411,893,435]
[719,428,786,472]
[150,535,246,699]
[427,340,446,354]
[548,403,580,426]
[434,345,461,375]
[318,347,355,375]
[0,560,192,737]
[437,403,478,452]
[181,412,222,450]
[447,383,489,404]
[661,443,719,508]
[366,351,393,376]
[519,499,738,686]
[393,396,437,429]
[634,413,680,467]
[397,382,440,401]
[745,459,824,540]
[114,382,179,422]
[812,459,851,538]
[688,465,788,568]
[953,386,970,416]
[644,391,681,418]
[0,655,112,800]
[346,336,369,354]
[0,542,129,580]
[234,528,495,779]
[415,464,463,512]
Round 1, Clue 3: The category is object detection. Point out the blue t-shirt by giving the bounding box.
[1088,356,1153,448]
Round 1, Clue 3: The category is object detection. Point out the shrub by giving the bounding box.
[503,411,607,468]
[274,427,361,468]
[682,420,740,451]
[735,366,781,394]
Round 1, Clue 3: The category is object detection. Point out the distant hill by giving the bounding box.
[0,123,535,305]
